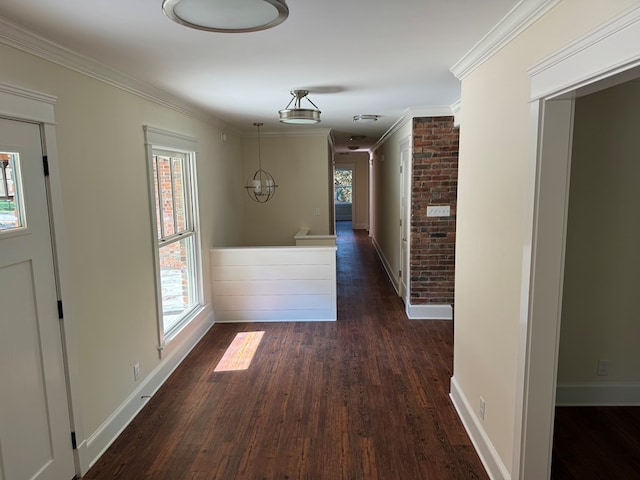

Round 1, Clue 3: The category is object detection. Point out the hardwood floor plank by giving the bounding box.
[83,222,488,479]
[552,406,640,479]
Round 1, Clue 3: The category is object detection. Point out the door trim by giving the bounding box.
[399,136,410,303]
[0,82,87,475]
[515,5,640,478]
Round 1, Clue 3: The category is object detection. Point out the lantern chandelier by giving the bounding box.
[245,123,278,203]
[279,90,321,124]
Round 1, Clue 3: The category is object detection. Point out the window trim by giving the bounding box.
[143,126,203,350]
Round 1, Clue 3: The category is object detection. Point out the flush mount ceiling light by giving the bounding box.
[353,114,380,122]
[244,123,278,203]
[162,0,289,33]
[279,90,321,124]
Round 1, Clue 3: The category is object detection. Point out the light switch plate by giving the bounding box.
[426,205,450,217]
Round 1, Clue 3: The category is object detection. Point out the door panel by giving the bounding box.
[0,118,75,480]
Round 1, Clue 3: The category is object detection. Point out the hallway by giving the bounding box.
[84,223,487,479]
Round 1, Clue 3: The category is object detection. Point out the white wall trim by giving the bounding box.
[451,99,462,127]
[450,377,510,480]
[556,383,640,406]
[451,0,561,80]
[529,3,640,101]
[372,237,400,295]
[0,82,56,123]
[0,17,230,128]
[82,312,214,474]
[515,5,640,479]
[406,303,452,320]
[144,125,198,151]
[243,127,332,139]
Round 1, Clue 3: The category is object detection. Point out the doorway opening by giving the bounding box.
[334,166,353,225]
[515,8,640,478]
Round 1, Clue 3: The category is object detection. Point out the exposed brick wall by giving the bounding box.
[410,116,459,306]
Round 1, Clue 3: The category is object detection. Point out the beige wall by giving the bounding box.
[558,79,640,386]
[454,0,636,474]
[335,151,370,230]
[0,43,244,436]
[374,121,411,276]
[240,132,331,246]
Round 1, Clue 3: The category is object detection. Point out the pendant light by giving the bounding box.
[245,123,278,203]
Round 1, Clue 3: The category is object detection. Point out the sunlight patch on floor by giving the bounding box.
[214,331,265,372]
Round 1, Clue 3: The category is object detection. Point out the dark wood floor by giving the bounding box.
[551,406,640,479]
[83,221,487,479]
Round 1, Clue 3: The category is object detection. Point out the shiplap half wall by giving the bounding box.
[210,246,337,322]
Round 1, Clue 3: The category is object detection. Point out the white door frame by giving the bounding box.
[0,82,86,475]
[399,137,411,303]
[513,5,640,478]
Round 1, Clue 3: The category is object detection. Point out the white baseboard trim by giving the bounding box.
[371,237,400,294]
[556,382,640,406]
[450,376,510,480]
[81,311,214,474]
[406,303,453,320]
[353,222,368,230]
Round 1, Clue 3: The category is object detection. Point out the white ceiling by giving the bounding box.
[0,0,518,151]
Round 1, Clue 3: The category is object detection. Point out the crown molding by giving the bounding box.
[450,99,462,127]
[451,0,561,80]
[372,105,453,151]
[0,17,230,129]
[242,127,332,139]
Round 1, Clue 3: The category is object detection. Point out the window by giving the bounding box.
[0,152,26,231]
[144,127,202,346]
[334,168,353,203]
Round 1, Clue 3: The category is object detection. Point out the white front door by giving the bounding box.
[0,118,75,480]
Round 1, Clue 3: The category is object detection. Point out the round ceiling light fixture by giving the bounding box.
[162,0,289,33]
[353,114,380,122]
[279,90,321,124]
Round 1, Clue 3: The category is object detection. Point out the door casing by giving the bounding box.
[0,83,86,475]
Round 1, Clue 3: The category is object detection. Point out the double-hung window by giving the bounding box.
[144,127,202,347]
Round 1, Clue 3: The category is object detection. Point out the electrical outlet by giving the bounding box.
[479,397,486,420]
[134,362,140,382]
[597,359,609,376]
[426,205,450,217]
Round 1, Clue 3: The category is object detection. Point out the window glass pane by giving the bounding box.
[152,157,163,239]
[156,155,175,237]
[159,236,196,334]
[0,153,25,231]
[171,157,188,233]
[334,169,353,203]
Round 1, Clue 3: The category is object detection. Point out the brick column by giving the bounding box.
[410,116,458,307]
